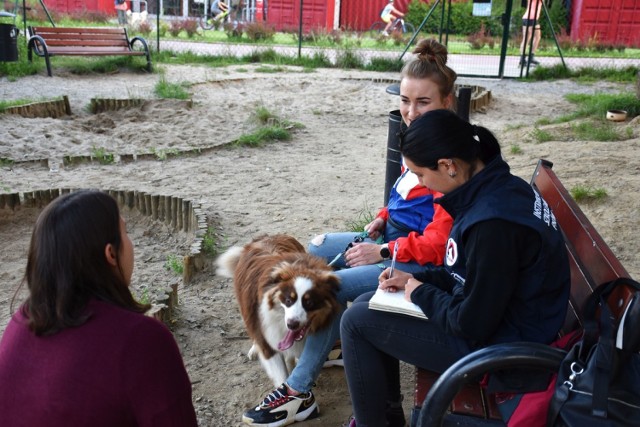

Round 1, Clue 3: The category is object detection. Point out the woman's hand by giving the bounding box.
[404,278,423,302]
[378,268,413,292]
[344,242,384,267]
[364,217,385,240]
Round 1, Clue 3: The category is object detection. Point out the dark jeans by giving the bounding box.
[340,292,471,427]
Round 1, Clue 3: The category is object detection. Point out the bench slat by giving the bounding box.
[46,49,146,56]
[31,26,127,35]
[44,40,130,48]
[33,34,129,42]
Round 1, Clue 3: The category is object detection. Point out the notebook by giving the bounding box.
[368,287,428,320]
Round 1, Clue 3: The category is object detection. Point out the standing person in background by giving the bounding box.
[115,0,128,26]
[380,0,405,36]
[241,39,457,427]
[520,0,543,66]
[340,109,571,427]
[0,190,198,427]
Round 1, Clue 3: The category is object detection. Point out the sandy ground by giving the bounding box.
[1,63,639,426]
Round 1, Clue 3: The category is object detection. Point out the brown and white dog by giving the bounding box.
[216,234,341,387]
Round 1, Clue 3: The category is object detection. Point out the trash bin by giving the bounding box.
[0,12,19,62]
[384,110,405,205]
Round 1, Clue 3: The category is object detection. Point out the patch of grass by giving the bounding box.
[0,157,15,166]
[510,144,523,154]
[564,92,640,121]
[334,49,364,69]
[535,117,553,126]
[135,287,150,305]
[528,64,639,84]
[531,127,554,143]
[202,226,218,256]
[571,121,623,141]
[0,98,40,112]
[504,123,526,131]
[91,146,115,164]
[164,254,184,275]
[233,125,292,147]
[233,106,303,146]
[570,185,608,202]
[154,77,191,100]
[345,203,376,233]
[253,105,278,125]
[255,65,288,73]
[365,57,404,72]
[152,147,180,161]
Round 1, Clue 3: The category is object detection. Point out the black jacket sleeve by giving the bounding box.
[410,219,541,346]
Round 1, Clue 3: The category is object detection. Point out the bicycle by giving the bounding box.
[199,6,230,30]
[369,18,415,35]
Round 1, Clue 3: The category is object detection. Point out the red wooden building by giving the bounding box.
[45,0,115,15]
[339,0,410,32]
[570,0,640,46]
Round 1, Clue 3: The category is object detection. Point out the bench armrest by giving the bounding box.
[27,34,48,57]
[130,36,152,72]
[418,342,567,427]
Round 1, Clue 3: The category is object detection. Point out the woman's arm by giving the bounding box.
[391,203,452,266]
[410,220,537,344]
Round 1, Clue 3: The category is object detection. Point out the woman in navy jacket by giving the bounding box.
[340,109,571,427]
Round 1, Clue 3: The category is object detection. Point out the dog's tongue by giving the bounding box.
[277,327,306,351]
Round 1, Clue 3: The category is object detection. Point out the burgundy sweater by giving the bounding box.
[0,299,197,427]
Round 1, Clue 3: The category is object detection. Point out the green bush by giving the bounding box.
[168,20,182,37]
[406,0,502,36]
[244,21,276,41]
[182,19,200,38]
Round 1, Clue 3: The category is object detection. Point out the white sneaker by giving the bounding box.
[242,383,319,426]
[323,343,344,368]
[382,31,389,36]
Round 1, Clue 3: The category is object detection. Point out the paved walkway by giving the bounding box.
[152,39,640,78]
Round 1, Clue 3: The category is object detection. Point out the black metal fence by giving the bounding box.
[7,0,640,78]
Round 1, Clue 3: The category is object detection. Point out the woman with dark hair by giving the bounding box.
[340,109,571,427]
[0,190,197,426]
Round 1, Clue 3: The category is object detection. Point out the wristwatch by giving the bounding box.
[380,244,391,260]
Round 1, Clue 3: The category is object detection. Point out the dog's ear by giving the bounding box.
[270,261,294,284]
[320,271,341,294]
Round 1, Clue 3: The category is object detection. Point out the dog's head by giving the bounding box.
[267,254,341,351]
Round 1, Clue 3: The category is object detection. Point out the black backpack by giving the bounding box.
[548,278,640,426]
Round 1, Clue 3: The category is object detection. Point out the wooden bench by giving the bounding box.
[27,26,152,77]
[410,158,634,427]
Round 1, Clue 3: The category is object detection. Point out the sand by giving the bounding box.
[1,63,639,426]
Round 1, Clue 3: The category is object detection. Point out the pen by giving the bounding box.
[388,242,399,278]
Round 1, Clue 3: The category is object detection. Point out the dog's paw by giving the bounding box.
[247,344,259,360]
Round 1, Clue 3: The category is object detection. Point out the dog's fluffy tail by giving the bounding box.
[215,245,244,278]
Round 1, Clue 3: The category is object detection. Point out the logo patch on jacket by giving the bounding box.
[445,238,458,266]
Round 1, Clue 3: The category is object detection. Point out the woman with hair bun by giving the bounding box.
[340,109,571,427]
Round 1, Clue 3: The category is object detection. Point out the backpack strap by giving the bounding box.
[579,278,640,417]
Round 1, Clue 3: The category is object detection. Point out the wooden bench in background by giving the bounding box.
[410,159,634,427]
[27,26,152,77]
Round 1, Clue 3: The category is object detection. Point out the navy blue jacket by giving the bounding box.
[412,157,570,349]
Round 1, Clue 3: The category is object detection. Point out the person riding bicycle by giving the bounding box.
[210,0,228,19]
[380,0,404,36]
